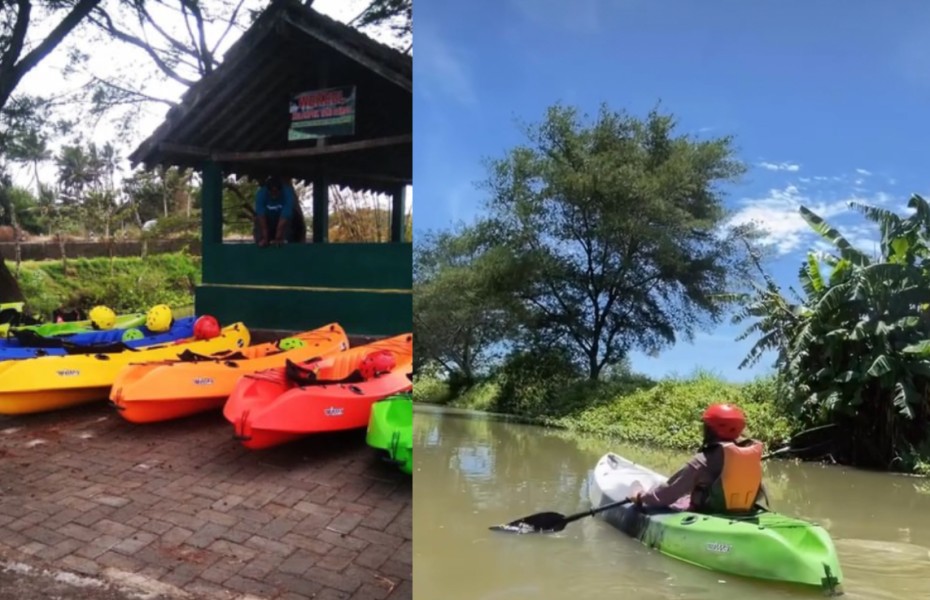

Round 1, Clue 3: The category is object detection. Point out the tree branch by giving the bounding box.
[89,8,197,86]
[1,0,101,110]
[1,0,31,82]
[138,3,196,60]
[182,0,213,75]
[91,77,179,108]
[210,0,247,55]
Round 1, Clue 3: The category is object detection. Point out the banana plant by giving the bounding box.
[736,194,930,470]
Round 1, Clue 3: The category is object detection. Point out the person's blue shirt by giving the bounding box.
[255,184,295,220]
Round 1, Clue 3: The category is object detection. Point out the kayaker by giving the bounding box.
[628,403,767,514]
[253,176,297,246]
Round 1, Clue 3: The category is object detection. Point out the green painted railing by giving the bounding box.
[196,241,411,336]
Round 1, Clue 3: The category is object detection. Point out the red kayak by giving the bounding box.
[223,333,412,449]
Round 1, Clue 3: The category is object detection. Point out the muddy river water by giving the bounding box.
[413,405,930,599]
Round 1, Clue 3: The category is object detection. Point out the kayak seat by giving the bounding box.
[285,359,366,386]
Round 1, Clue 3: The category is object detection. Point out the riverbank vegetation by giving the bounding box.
[415,366,794,450]
[414,101,930,474]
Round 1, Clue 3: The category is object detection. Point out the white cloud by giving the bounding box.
[728,185,852,255]
[855,168,872,176]
[728,180,905,257]
[758,161,800,172]
[416,25,477,106]
[509,0,604,33]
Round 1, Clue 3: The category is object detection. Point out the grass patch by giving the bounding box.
[9,252,201,318]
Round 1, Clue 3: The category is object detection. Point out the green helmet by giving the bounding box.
[278,337,305,351]
[121,328,144,343]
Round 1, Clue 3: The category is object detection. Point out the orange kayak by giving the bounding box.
[110,323,349,423]
[224,333,412,450]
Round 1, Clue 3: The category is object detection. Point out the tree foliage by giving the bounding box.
[413,223,517,382]
[479,103,762,379]
[734,194,930,470]
[351,0,411,53]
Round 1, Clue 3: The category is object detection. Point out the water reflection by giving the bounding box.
[413,405,930,599]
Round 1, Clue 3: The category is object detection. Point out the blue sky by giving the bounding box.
[413,0,930,382]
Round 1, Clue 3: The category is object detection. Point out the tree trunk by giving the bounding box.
[58,231,67,271]
[0,260,25,303]
[9,207,22,278]
[587,347,602,380]
[161,167,169,217]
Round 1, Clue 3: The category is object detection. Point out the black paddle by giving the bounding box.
[490,423,840,535]
[489,498,633,534]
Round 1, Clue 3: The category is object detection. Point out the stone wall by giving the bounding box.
[0,239,202,261]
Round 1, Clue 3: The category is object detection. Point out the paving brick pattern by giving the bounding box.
[0,402,411,599]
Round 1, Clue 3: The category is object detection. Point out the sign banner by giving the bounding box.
[288,86,356,141]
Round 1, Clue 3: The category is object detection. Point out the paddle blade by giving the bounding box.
[489,511,568,534]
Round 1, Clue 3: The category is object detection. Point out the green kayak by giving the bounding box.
[366,394,412,474]
[588,452,843,594]
[4,312,146,338]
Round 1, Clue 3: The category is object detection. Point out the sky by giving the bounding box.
[413,0,930,382]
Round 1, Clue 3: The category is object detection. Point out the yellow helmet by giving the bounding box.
[145,304,173,332]
[89,305,116,330]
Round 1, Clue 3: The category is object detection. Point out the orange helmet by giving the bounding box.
[702,403,745,441]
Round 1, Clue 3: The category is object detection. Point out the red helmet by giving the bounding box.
[702,403,745,441]
[359,350,396,379]
[193,315,221,340]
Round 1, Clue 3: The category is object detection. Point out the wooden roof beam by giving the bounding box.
[213,134,411,161]
[282,15,411,93]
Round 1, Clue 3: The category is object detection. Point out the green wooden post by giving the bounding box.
[312,178,329,243]
[390,185,405,242]
[201,161,223,245]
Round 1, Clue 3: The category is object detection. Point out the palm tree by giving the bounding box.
[6,128,51,276]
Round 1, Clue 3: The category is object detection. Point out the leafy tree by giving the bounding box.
[481,103,761,379]
[735,194,930,470]
[1,185,41,233]
[413,224,517,382]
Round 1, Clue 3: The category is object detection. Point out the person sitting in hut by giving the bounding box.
[254,176,299,246]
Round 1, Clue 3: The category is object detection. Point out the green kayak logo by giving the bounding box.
[705,542,731,553]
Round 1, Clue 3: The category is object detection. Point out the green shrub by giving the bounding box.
[412,373,451,404]
[493,347,583,417]
[559,372,791,448]
[9,252,201,319]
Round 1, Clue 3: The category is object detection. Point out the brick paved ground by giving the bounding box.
[0,401,412,599]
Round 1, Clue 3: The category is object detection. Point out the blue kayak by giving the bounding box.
[0,316,196,361]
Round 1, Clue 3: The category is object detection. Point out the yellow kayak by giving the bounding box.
[0,322,250,415]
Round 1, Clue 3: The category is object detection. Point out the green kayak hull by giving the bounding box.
[4,312,146,338]
[590,453,843,594]
[366,394,412,474]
